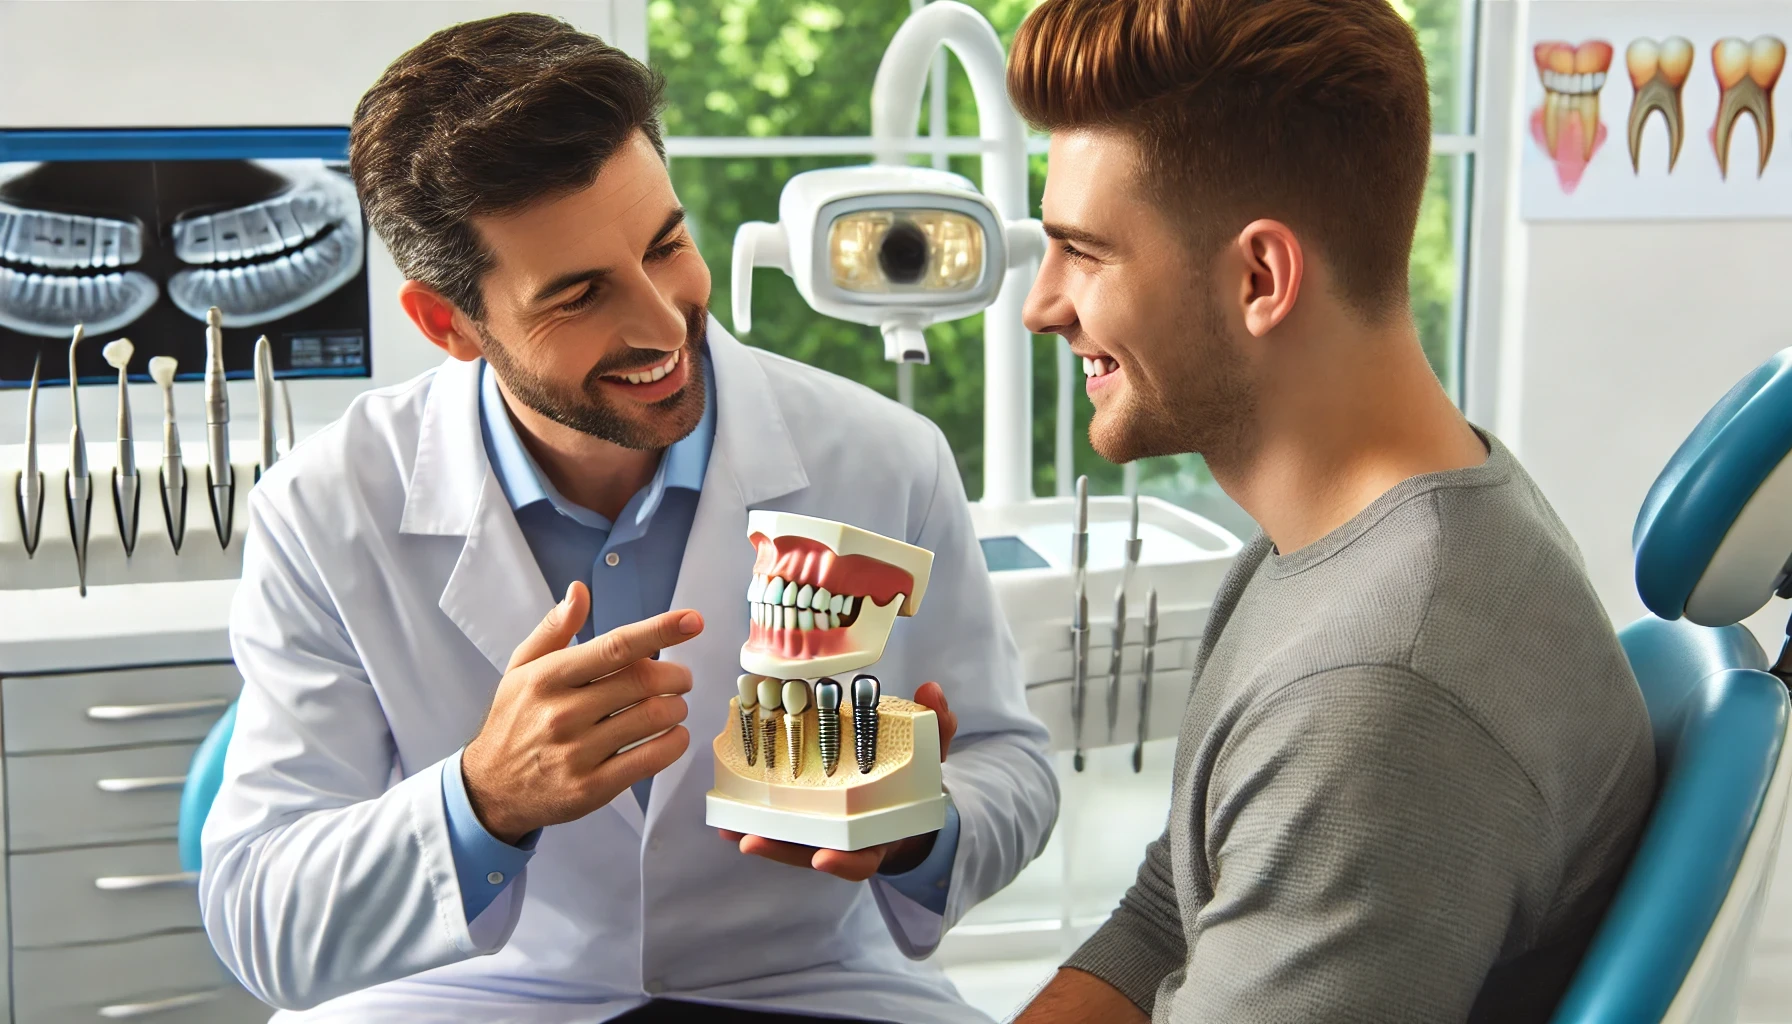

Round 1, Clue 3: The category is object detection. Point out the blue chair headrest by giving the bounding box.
[1635,348,1792,626]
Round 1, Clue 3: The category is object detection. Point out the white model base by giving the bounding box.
[705,790,948,851]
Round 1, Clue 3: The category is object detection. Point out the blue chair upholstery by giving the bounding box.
[179,701,236,874]
[1552,346,1792,1023]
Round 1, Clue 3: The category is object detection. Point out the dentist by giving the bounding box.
[199,13,1056,1024]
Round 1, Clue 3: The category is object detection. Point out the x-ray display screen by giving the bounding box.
[0,129,370,388]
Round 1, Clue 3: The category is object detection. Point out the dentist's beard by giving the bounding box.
[480,303,711,451]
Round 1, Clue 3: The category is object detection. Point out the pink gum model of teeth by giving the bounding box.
[745,532,915,661]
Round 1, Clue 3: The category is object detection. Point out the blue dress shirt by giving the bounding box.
[442,357,958,922]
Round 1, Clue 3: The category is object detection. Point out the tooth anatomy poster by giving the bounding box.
[0,135,372,389]
[1523,1,1788,221]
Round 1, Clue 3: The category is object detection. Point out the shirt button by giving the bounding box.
[605,552,621,567]
[486,871,504,885]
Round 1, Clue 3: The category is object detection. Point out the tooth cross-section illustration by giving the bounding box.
[1712,36,1786,179]
[740,510,935,680]
[1532,39,1615,193]
[1626,37,1694,173]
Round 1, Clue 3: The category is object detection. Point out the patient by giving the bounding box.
[1008,1,1656,1021]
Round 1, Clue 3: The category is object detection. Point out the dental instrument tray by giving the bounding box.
[705,511,947,851]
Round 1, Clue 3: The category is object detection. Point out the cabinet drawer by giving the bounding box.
[11,841,200,948]
[7,744,196,851]
[13,931,269,1023]
[3,664,238,754]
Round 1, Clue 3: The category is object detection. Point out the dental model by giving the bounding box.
[758,676,782,772]
[203,306,234,549]
[1712,36,1785,179]
[1626,37,1693,173]
[66,325,93,595]
[255,335,277,478]
[149,356,186,553]
[737,674,759,766]
[103,338,140,556]
[783,679,809,779]
[16,354,43,557]
[709,511,944,850]
[1532,40,1614,193]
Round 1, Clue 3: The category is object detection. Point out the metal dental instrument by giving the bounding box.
[757,677,782,772]
[815,678,843,777]
[66,325,93,596]
[852,673,881,774]
[280,379,295,456]
[737,674,760,766]
[1134,588,1158,774]
[1107,492,1141,741]
[254,335,276,479]
[203,306,234,549]
[782,680,809,779]
[16,354,44,557]
[149,356,186,553]
[1070,475,1090,772]
[103,339,140,556]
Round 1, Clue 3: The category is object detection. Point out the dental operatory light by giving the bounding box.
[732,165,1038,365]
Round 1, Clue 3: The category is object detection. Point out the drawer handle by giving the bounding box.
[98,989,220,1019]
[96,776,187,793]
[94,872,199,891]
[87,698,231,722]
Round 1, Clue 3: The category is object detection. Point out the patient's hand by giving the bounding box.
[719,681,957,881]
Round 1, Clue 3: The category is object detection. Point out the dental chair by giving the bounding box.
[178,701,235,873]
[1551,348,1792,1024]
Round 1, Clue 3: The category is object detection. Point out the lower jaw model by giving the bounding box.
[706,511,948,852]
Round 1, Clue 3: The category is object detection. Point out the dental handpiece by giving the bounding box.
[1071,475,1089,772]
[852,674,881,774]
[1134,588,1158,774]
[103,339,139,556]
[66,325,92,596]
[280,379,295,456]
[203,307,233,549]
[149,357,185,553]
[16,354,44,557]
[815,678,843,777]
[757,677,782,773]
[255,335,276,478]
[782,680,809,779]
[737,674,759,766]
[1106,585,1127,743]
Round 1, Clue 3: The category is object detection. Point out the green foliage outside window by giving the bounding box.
[650,0,1471,506]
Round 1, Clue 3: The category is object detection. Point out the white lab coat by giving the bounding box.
[200,319,1058,1023]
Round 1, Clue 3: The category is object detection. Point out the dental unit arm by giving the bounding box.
[707,511,948,851]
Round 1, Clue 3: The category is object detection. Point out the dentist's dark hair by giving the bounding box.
[1007,0,1430,321]
[350,13,665,321]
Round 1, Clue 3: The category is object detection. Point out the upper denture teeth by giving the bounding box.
[781,583,799,607]
[748,574,766,603]
[829,593,844,615]
[813,587,830,611]
[796,584,814,609]
[766,577,785,605]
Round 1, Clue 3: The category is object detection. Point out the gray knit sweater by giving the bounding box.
[1064,433,1655,1023]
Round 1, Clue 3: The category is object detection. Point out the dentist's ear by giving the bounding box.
[1232,219,1304,338]
[398,280,485,361]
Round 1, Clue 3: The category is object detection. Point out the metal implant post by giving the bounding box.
[737,674,759,766]
[782,680,809,779]
[815,678,842,777]
[757,677,782,773]
[852,674,881,774]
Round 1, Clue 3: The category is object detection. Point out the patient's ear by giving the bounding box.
[1230,220,1304,338]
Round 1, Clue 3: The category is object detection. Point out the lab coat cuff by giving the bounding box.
[415,756,526,957]
[441,748,539,922]
[875,797,958,914]
[869,795,958,958]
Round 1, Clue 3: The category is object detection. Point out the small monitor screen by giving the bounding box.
[980,535,1050,573]
[0,128,371,388]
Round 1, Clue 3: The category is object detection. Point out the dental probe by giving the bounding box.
[255,335,276,478]
[16,354,43,557]
[1134,588,1158,774]
[1107,492,1141,741]
[66,325,93,596]
[737,674,760,766]
[149,357,186,553]
[852,674,881,774]
[1070,475,1090,772]
[103,339,140,556]
[757,677,783,773]
[203,306,233,549]
[815,678,843,777]
[280,379,295,455]
[782,680,809,779]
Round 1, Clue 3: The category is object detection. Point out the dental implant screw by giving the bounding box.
[852,674,881,774]
[783,680,809,780]
[815,678,842,777]
[736,674,759,766]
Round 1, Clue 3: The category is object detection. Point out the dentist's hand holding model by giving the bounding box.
[198,13,1055,1024]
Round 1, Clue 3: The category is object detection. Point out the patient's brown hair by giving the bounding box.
[1007,0,1431,320]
